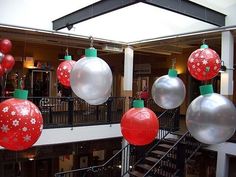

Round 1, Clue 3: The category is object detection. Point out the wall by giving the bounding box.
[9,41,80,96]
[0,123,122,150]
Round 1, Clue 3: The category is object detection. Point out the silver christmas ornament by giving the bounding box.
[0,52,4,62]
[151,69,186,109]
[186,85,236,144]
[86,96,109,105]
[70,48,112,104]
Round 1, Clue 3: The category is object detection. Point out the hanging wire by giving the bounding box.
[202,38,206,45]
[171,58,176,69]
[89,36,94,48]
[65,48,69,56]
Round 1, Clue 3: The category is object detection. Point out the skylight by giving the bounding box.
[60,2,216,43]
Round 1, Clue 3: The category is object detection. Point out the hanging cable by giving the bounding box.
[89,36,94,48]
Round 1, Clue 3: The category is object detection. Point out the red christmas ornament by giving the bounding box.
[0,39,12,54]
[1,54,15,72]
[187,44,221,81]
[57,55,76,87]
[0,90,43,151]
[0,64,4,77]
[121,100,159,146]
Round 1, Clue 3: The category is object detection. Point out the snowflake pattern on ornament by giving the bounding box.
[30,118,36,124]
[1,124,9,132]
[2,107,9,113]
[23,134,31,142]
[11,111,16,116]
[22,127,28,132]
[12,119,19,127]
[21,107,29,116]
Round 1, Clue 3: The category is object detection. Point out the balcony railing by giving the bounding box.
[0,96,126,128]
[0,97,181,132]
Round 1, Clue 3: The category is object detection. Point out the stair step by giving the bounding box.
[145,156,159,163]
[171,130,186,136]
[145,157,176,170]
[151,150,166,156]
[129,170,145,177]
[155,168,174,177]
[163,138,177,144]
[158,143,173,149]
[137,163,152,171]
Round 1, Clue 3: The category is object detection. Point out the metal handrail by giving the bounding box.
[55,143,130,177]
[143,131,190,176]
[141,131,202,177]
[55,106,179,177]
[128,108,178,167]
[54,107,180,177]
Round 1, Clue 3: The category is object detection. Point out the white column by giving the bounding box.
[216,152,229,177]
[121,46,134,177]
[220,31,234,95]
[124,46,134,91]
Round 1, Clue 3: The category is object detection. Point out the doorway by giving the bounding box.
[31,70,51,97]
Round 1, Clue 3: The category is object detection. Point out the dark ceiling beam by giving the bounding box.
[143,0,225,27]
[52,0,138,30]
[53,0,225,31]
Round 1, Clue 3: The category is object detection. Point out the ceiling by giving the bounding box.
[0,24,236,57]
[1,0,236,56]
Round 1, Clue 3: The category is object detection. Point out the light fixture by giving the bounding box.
[219,61,234,72]
[219,61,227,72]
[66,23,73,31]
[102,44,123,53]
[23,57,37,69]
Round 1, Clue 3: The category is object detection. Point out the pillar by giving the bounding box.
[123,46,134,110]
[220,31,234,100]
[216,152,229,177]
[121,46,134,177]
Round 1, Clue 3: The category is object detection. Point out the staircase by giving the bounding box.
[128,131,201,177]
[54,108,202,177]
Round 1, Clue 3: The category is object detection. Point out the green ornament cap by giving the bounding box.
[85,48,97,57]
[168,69,177,77]
[64,55,72,60]
[133,99,144,108]
[199,84,214,95]
[200,44,209,49]
[14,89,28,100]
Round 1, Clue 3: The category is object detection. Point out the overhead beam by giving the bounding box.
[143,0,225,26]
[53,0,225,31]
[53,0,138,30]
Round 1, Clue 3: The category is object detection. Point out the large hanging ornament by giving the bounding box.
[186,85,236,144]
[0,39,12,54]
[121,100,159,146]
[0,64,4,77]
[0,90,43,151]
[70,48,112,105]
[187,44,221,81]
[1,54,15,72]
[0,39,15,74]
[152,69,186,109]
[0,52,4,62]
[57,55,76,87]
